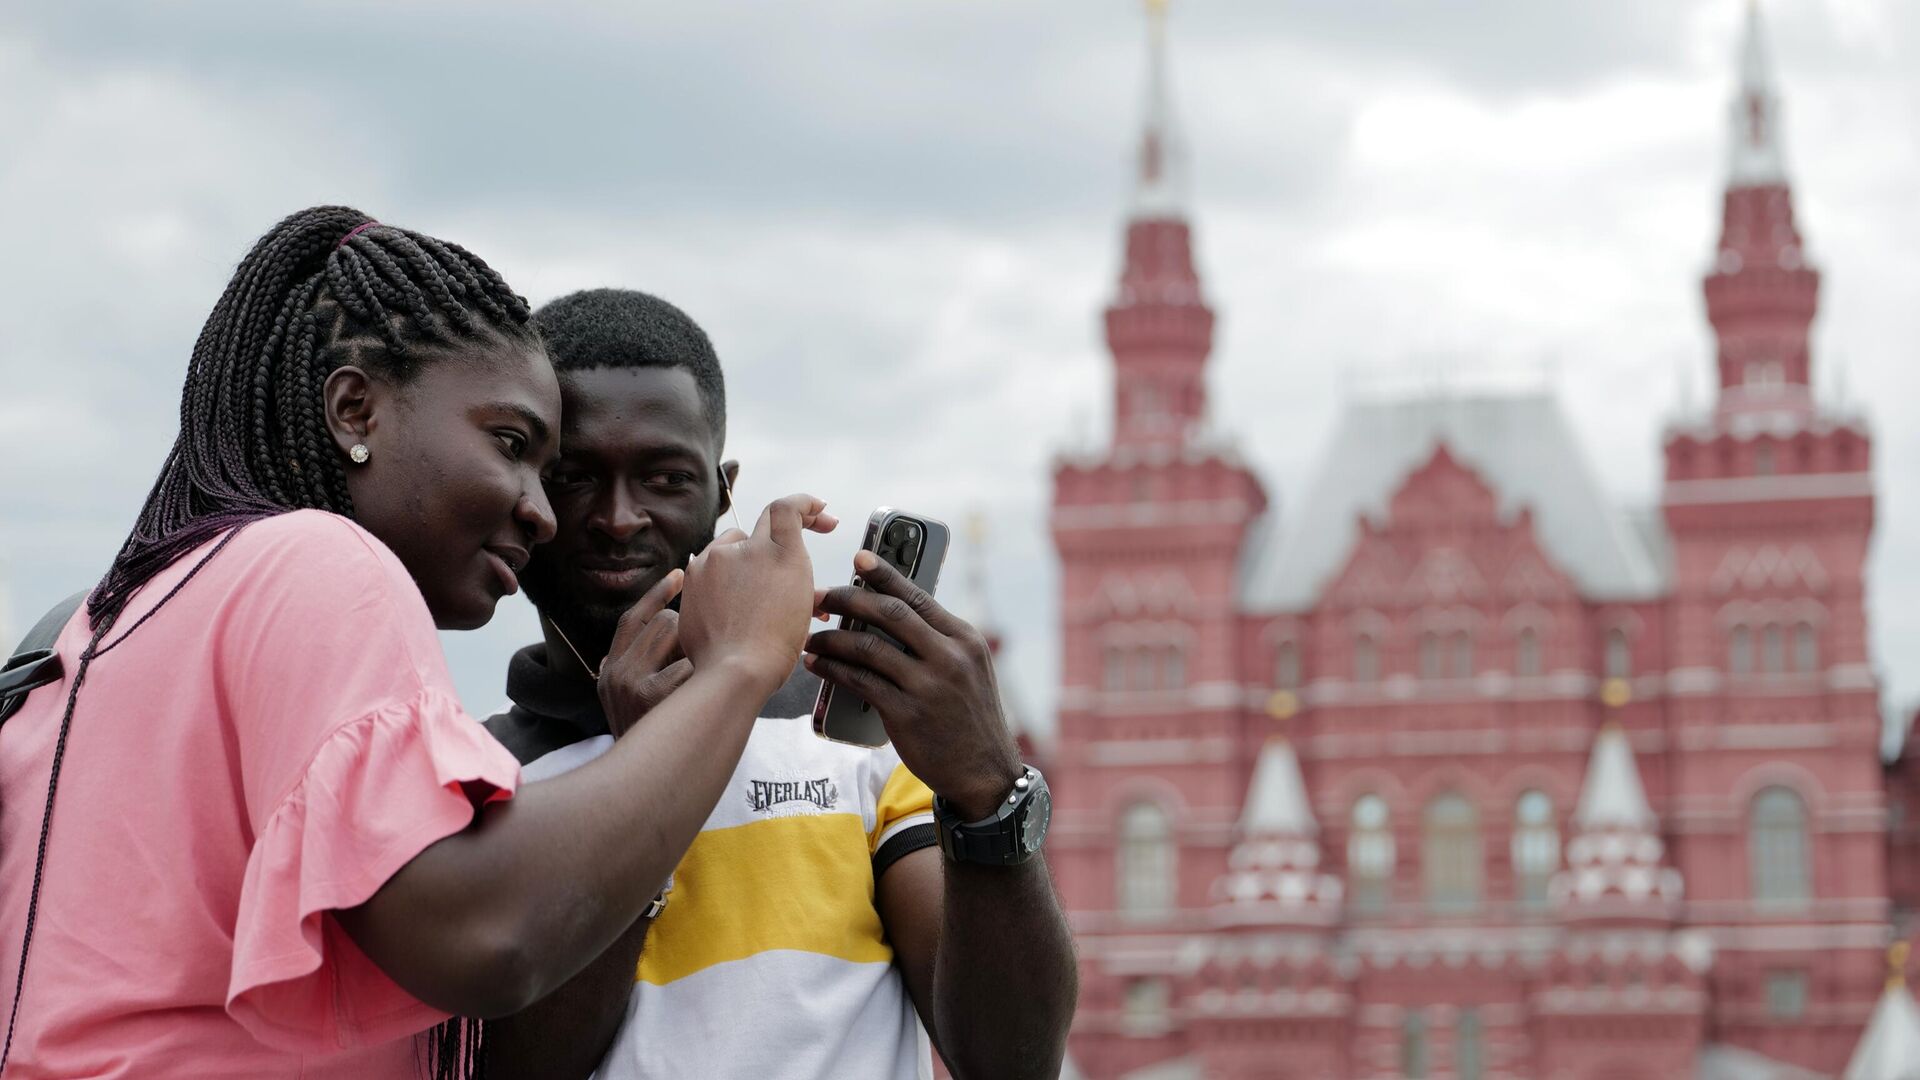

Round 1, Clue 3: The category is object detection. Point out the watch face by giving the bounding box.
[1020,789,1052,854]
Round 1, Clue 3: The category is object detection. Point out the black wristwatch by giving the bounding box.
[934,765,1052,866]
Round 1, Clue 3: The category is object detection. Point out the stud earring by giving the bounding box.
[349,443,371,465]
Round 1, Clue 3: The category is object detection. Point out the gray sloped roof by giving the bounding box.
[1239,392,1667,611]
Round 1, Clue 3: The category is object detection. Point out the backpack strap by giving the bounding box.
[0,592,88,727]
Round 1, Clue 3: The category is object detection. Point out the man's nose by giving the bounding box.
[591,484,649,541]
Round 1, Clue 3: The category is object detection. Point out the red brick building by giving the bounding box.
[1048,5,1913,1077]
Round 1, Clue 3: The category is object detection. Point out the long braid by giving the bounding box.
[87,206,536,630]
[13,207,534,1080]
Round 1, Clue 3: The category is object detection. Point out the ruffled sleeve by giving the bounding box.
[225,686,519,1052]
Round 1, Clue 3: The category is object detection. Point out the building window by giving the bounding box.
[1762,623,1785,674]
[1424,793,1482,913]
[1104,646,1125,691]
[1766,970,1808,1020]
[1275,641,1300,689]
[1793,623,1818,673]
[1750,786,1810,908]
[1455,1007,1484,1080]
[1418,631,1442,679]
[1123,977,1171,1036]
[1515,628,1541,678]
[1349,795,1394,914]
[1401,1010,1428,1079]
[1118,802,1177,919]
[1730,625,1752,675]
[1604,627,1631,679]
[1163,645,1186,690]
[1512,790,1558,908]
[1129,647,1156,691]
[1450,631,1475,678]
[1354,634,1379,684]
[1755,443,1776,476]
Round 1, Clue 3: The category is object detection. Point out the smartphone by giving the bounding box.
[813,508,951,747]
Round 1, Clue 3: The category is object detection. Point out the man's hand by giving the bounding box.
[805,550,1023,820]
[597,568,694,738]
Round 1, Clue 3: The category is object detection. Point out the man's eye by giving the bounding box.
[648,472,694,489]
[547,467,592,489]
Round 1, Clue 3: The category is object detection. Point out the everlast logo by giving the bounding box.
[747,777,840,813]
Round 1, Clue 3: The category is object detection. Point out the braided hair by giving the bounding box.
[29,207,531,1079]
[90,205,537,632]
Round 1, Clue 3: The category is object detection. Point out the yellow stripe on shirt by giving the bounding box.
[637,812,892,986]
[869,764,935,853]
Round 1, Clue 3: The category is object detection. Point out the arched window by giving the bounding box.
[1103,646,1125,691]
[1755,443,1776,476]
[1118,802,1177,919]
[1450,631,1475,678]
[1354,634,1379,684]
[1604,627,1631,679]
[1123,978,1171,1036]
[1515,628,1541,678]
[1762,624,1785,674]
[1418,631,1442,679]
[1400,1010,1429,1079]
[1793,623,1819,673]
[1129,647,1155,691]
[1275,640,1300,689]
[1730,625,1752,675]
[1349,795,1394,914]
[1512,790,1558,908]
[1424,793,1481,912]
[1164,645,1186,690]
[1750,786,1810,908]
[1455,1007,1484,1080]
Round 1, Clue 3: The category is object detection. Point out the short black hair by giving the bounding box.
[531,288,726,443]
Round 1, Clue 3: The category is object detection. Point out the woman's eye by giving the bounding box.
[495,431,528,459]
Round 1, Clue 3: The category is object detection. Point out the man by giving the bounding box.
[484,288,1077,1079]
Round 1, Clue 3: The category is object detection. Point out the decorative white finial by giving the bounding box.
[1132,0,1186,216]
[1573,724,1656,830]
[1728,0,1788,186]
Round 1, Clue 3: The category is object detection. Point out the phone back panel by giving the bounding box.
[813,510,949,747]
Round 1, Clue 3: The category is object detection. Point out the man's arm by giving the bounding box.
[807,550,1079,1079]
[484,912,652,1079]
[878,847,1077,1080]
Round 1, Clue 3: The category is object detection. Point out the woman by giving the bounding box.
[0,207,831,1077]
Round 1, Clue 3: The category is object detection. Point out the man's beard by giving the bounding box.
[520,516,720,665]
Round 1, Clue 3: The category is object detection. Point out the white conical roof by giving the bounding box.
[1843,978,1920,1079]
[1131,0,1188,217]
[1241,738,1316,836]
[1728,0,1789,187]
[1573,725,1656,830]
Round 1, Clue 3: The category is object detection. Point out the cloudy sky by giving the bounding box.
[1,0,1915,745]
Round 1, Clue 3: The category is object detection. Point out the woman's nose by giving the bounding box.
[518,485,558,546]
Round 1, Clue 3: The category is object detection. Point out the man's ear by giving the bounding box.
[322,366,380,457]
[718,460,741,514]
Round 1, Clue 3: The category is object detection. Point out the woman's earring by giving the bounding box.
[349,443,371,465]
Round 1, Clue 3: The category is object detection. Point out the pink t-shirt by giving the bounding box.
[0,510,521,1077]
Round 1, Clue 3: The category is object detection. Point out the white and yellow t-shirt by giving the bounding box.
[520,712,938,1080]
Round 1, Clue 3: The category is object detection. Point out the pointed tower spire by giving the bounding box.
[1133,0,1185,217]
[1552,725,1684,922]
[1105,0,1213,450]
[1842,943,1920,1079]
[1212,740,1342,924]
[1702,0,1821,420]
[1729,0,1788,187]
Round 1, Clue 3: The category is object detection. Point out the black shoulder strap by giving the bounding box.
[0,591,88,727]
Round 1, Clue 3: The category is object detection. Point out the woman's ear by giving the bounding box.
[322,366,379,457]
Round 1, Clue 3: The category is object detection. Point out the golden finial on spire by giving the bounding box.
[1146,0,1168,15]
[966,510,988,548]
[1889,941,1911,990]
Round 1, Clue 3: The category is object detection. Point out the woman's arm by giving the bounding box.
[336,495,827,1018]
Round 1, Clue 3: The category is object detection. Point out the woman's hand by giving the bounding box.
[675,493,836,696]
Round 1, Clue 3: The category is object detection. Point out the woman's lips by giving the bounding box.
[483,547,525,596]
